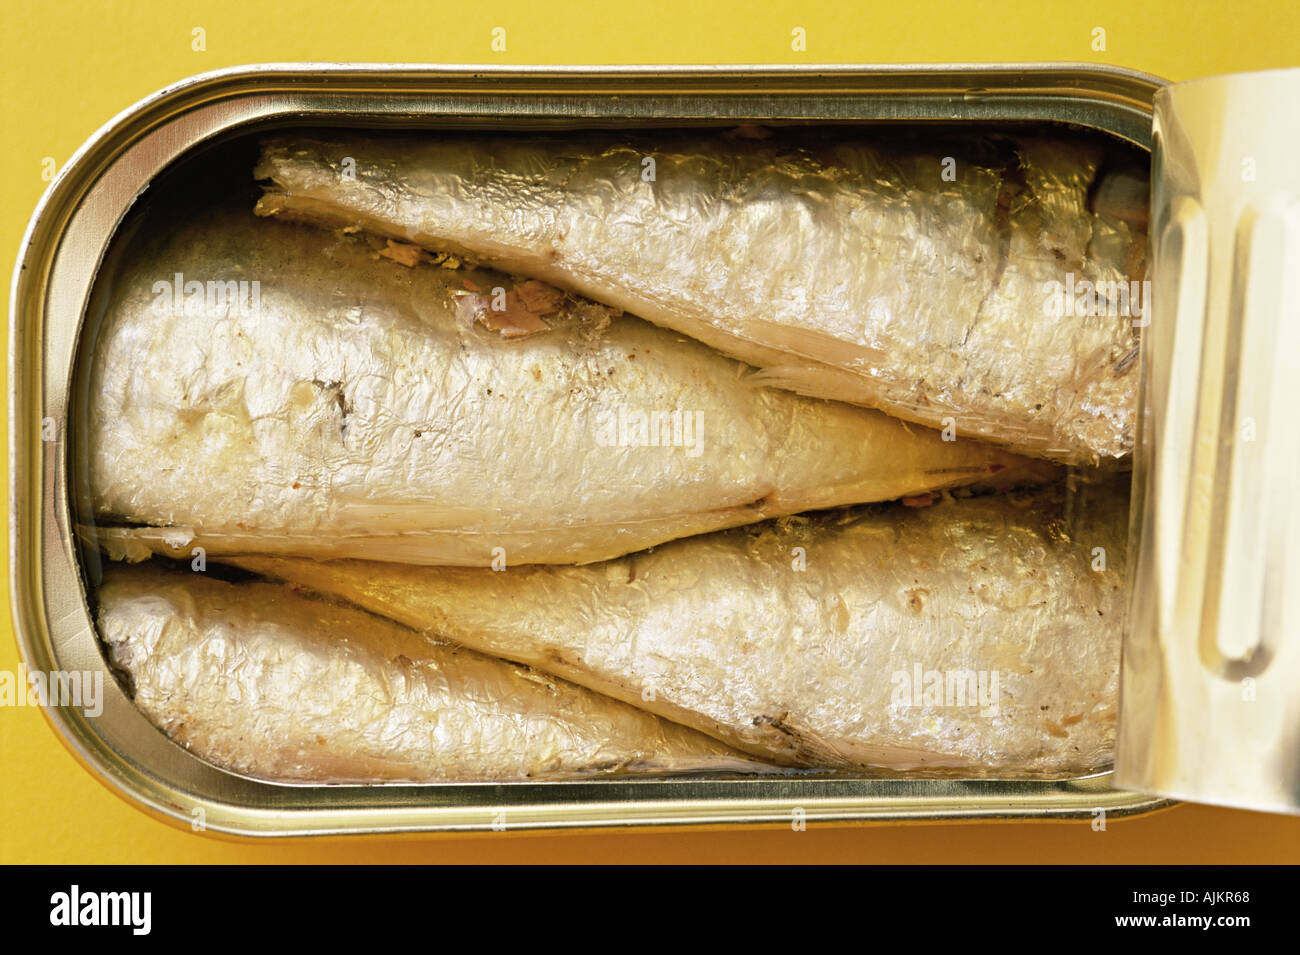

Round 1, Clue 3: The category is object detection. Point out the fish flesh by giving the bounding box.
[233,480,1130,775]
[235,483,1130,776]
[255,131,1147,466]
[96,563,769,782]
[81,204,1047,568]
[255,130,1148,465]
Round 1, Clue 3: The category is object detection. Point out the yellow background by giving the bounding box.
[4,0,1299,863]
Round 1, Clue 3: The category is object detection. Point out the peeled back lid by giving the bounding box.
[1116,67,1300,814]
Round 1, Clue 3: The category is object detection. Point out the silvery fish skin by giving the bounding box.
[255,131,1148,465]
[97,564,768,782]
[82,206,1044,567]
[235,481,1129,775]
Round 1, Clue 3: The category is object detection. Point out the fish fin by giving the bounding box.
[746,319,887,369]
[747,362,883,407]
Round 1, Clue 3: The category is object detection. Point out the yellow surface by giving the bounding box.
[4,0,1299,864]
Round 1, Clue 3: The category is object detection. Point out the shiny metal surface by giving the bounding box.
[1117,67,1300,815]
[11,63,1171,834]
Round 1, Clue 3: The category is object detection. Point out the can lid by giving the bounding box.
[1116,68,1300,814]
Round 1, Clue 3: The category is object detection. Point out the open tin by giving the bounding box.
[11,64,1297,835]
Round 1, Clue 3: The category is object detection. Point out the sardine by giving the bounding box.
[96,563,769,782]
[81,205,1046,567]
[233,480,1129,775]
[255,130,1148,465]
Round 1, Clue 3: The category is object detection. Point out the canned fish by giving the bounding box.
[13,63,1216,834]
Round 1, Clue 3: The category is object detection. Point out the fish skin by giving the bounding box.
[82,206,1048,567]
[254,131,1147,466]
[233,480,1129,776]
[96,563,770,782]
